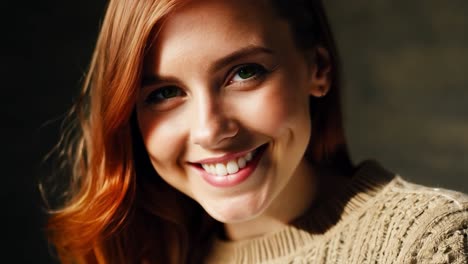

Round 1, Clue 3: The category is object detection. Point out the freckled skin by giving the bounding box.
[136,0,330,240]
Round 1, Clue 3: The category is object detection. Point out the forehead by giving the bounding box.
[161,0,281,39]
[144,0,292,72]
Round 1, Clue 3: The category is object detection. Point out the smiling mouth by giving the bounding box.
[195,144,268,176]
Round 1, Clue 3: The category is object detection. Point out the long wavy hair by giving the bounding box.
[45,0,353,263]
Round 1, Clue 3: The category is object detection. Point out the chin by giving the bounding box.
[200,191,272,224]
[209,208,263,224]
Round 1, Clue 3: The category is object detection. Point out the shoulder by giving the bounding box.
[382,177,468,263]
[382,176,468,215]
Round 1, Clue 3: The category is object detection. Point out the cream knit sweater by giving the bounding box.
[204,161,468,263]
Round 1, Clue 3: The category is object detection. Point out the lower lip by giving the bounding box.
[193,145,267,188]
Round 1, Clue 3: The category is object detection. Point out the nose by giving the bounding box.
[190,95,239,148]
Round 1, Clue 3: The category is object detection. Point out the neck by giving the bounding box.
[223,159,318,240]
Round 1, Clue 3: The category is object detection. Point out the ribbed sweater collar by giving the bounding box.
[206,160,396,263]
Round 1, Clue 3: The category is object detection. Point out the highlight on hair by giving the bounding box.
[45,0,352,263]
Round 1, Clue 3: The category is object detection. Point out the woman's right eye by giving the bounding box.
[145,86,184,105]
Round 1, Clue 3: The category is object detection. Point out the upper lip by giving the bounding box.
[190,146,260,164]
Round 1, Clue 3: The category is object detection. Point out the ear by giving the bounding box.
[308,46,331,98]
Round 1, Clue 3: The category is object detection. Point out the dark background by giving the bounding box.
[2,1,467,263]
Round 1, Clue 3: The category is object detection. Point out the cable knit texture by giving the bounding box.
[204,161,468,263]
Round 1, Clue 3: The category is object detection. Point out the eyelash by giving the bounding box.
[144,63,269,105]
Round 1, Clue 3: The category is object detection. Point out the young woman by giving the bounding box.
[46,0,468,263]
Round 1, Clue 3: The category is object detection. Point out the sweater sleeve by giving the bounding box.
[402,203,468,264]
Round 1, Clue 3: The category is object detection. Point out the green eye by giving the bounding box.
[146,86,183,104]
[160,87,179,98]
[232,64,266,82]
[238,66,258,79]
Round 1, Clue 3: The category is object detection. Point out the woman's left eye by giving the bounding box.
[230,64,267,84]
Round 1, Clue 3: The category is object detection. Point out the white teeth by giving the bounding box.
[245,152,253,161]
[200,150,257,176]
[215,163,228,176]
[226,160,239,174]
[208,164,215,174]
[237,157,246,169]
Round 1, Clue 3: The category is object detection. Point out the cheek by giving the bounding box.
[238,79,311,137]
[137,110,196,197]
[137,110,186,170]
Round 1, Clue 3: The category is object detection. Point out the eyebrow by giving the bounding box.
[141,44,274,88]
[209,44,274,73]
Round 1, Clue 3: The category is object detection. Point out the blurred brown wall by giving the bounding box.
[326,1,468,192]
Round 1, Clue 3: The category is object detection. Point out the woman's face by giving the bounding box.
[136,0,328,223]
